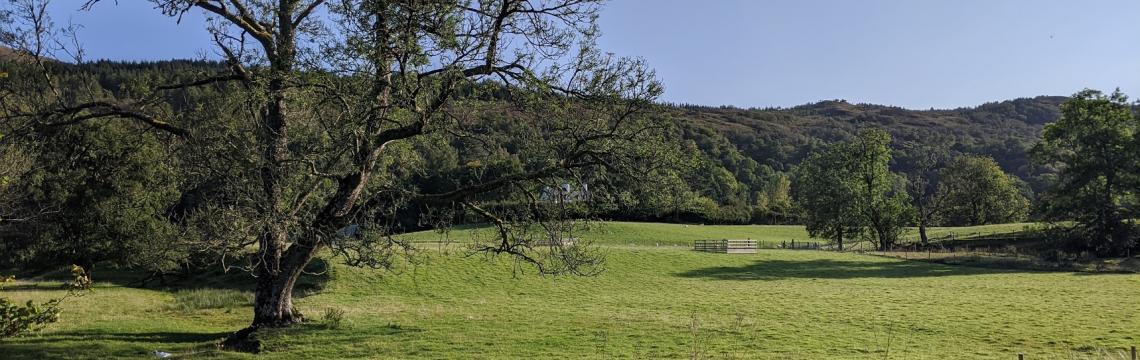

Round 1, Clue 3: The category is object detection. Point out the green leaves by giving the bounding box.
[1033,89,1140,255]
[936,155,1029,226]
[0,268,89,339]
[794,129,912,250]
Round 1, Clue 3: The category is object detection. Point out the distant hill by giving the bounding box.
[0,45,59,63]
[665,96,1065,195]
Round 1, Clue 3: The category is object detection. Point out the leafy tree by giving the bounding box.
[4,0,669,350]
[936,155,1029,226]
[2,121,183,277]
[1033,89,1139,255]
[847,129,911,250]
[795,130,911,250]
[898,141,951,246]
[755,173,792,213]
[793,143,861,250]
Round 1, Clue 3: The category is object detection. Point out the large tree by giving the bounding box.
[936,155,1029,227]
[792,142,861,250]
[898,141,951,246]
[793,129,910,250]
[2,0,668,350]
[848,129,911,250]
[1033,89,1139,255]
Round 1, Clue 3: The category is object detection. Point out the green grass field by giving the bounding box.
[2,222,1138,359]
[912,223,1042,241]
[399,221,812,247]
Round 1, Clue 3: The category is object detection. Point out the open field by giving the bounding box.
[397,221,812,247]
[399,221,1043,248]
[906,223,1042,241]
[2,223,1138,359]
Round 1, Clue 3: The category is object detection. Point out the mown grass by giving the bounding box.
[2,222,1137,359]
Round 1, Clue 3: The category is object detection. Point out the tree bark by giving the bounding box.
[222,227,322,352]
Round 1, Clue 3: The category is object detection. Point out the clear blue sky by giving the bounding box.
[48,0,1140,109]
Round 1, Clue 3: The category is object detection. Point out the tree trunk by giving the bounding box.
[918,221,929,248]
[221,224,323,352]
[251,263,306,327]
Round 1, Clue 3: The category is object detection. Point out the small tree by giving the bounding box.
[0,265,92,339]
[1033,89,1139,255]
[936,155,1029,226]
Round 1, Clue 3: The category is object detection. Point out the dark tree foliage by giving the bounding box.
[1033,89,1139,255]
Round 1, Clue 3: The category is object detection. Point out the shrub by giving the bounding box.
[321,308,348,329]
[1,265,92,339]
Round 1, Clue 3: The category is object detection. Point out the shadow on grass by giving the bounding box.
[676,258,1023,281]
[8,330,230,344]
[0,283,72,292]
[0,330,230,360]
[1,257,332,297]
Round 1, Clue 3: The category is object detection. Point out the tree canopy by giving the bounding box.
[1033,89,1139,255]
[936,155,1029,227]
[794,129,911,250]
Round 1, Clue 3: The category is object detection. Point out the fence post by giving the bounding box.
[1131,345,1136,360]
[1018,354,1023,360]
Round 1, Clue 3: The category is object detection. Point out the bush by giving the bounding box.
[321,308,349,329]
[169,289,253,312]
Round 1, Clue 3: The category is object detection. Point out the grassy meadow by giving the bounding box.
[2,222,1138,359]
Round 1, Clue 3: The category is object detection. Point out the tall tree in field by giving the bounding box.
[792,142,861,250]
[1033,89,1139,255]
[3,0,669,350]
[793,129,910,250]
[936,155,1029,226]
[848,129,911,250]
[899,141,951,246]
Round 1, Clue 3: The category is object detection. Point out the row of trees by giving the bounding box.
[794,89,1140,256]
[794,129,1030,250]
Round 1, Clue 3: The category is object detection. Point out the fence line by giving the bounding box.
[692,239,757,253]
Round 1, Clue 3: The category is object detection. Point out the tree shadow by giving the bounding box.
[676,258,1023,281]
[8,330,230,344]
[0,283,72,292]
[2,257,332,297]
[0,330,230,359]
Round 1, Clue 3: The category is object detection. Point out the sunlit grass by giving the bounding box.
[2,222,1136,359]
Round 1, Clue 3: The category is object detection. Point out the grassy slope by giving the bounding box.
[916,223,1041,240]
[2,223,1137,359]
